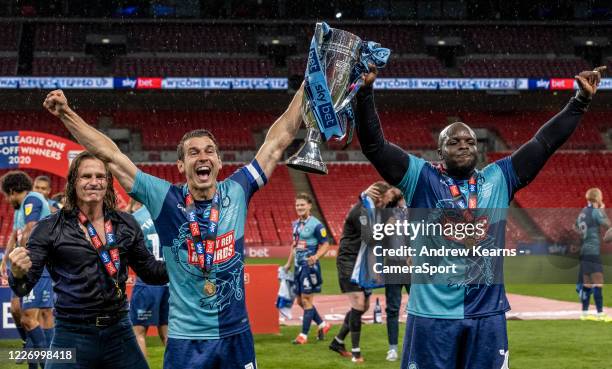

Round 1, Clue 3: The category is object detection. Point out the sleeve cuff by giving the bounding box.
[572,91,592,112]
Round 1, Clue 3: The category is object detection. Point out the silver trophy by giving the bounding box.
[287,23,366,175]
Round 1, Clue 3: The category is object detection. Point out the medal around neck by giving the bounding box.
[204,280,217,296]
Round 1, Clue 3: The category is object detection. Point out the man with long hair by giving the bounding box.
[8,152,168,369]
[43,85,304,369]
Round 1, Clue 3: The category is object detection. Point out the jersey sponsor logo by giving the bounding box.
[187,231,236,265]
[296,240,307,250]
[214,231,235,264]
[24,203,33,216]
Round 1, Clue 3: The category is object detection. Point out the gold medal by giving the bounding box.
[204,280,216,296]
[115,281,123,298]
[464,237,476,248]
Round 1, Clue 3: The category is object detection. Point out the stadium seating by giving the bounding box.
[488,152,612,243]
[0,111,101,137]
[34,23,257,53]
[0,58,17,76]
[460,57,590,78]
[461,26,571,54]
[460,111,606,150]
[0,23,19,51]
[112,110,277,151]
[113,57,277,77]
[378,57,447,77]
[308,163,383,243]
[32,57,98,76]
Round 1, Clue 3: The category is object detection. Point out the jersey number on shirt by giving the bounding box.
[147,234,162,261]
[577,213,588,240]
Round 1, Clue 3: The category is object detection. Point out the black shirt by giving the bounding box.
[337,202,367,278]
[9,208,168,320]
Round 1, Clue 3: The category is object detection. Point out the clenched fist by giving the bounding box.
[575,66,606,99]
[43,89,71,118]
[9,247,31,279]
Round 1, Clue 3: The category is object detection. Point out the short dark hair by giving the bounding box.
[176,129,219,161]
[295,192,313,204]
[34,175,51,185]
[1,171,33,194]
[64,152,116,212]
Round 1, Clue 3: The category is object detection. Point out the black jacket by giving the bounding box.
[9,208,168,320]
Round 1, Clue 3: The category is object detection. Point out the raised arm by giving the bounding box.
[355,69,409,186]
[43,90,138,192]
[255,85,304,179]
[511,67,605,187]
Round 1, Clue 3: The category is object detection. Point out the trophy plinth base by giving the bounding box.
[286,155,328,175]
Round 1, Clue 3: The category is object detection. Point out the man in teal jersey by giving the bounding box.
[127,200,169,356]
[44,85,304,369]
[576,187,611,321]
[283,192,330,344]
[1,171,54,369]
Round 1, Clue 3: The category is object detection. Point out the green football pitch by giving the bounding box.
[1,257,610,368]
[247,257,612,306]
[0,321,611,369]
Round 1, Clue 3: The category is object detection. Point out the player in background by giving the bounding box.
[33,175,61,213]
[576,188,611,321]
[126,199,169,356]
[44,85,304,369]
[329,181,392,363]
[1,171,54,369]
[283,193,331,344]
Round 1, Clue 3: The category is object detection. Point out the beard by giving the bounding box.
[445,155,477,178]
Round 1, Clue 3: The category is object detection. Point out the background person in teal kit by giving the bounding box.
[127,200,169,357]
[1,171,54,369]
[576,188,612,321]
[283,192,331,345]
[45,84,305,369]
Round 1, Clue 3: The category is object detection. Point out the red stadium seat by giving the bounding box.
[461,57,590,78]
[488,152,612,244]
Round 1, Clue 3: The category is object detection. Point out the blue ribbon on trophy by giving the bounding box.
[286,22,390,175]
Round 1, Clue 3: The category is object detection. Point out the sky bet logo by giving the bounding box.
[528,79,550,90]
[307,50,321,73]
[114,78,137,89]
